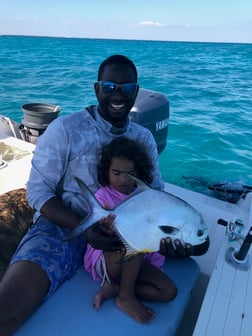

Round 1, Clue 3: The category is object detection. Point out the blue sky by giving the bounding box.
[1,0,252,43]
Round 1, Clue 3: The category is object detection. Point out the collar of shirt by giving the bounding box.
[94,107,129,135]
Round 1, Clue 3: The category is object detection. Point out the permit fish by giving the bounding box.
[66,176,209,259]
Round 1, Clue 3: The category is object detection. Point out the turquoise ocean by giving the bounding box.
[0,35,251,195]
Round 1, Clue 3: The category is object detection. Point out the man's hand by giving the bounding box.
[159,237,210,257]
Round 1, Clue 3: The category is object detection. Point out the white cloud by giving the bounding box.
[63,20,79,27]
[139,21,165,27]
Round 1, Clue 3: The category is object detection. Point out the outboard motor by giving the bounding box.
[19,103,60,144]
[129,88,169,153]
[19,89,170,150]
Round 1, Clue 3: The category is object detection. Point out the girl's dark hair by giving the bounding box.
[97,137,154,186]
[97,55,138,81]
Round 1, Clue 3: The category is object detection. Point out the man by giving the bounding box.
[0,55,208,335]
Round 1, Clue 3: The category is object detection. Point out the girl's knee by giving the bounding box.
[161,282,178,302]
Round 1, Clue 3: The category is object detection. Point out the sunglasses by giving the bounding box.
[97,81,137,95]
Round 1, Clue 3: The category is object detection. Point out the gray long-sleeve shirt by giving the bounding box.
[27,106,164,220]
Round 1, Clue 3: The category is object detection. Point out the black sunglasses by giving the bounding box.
[96,81,137,95]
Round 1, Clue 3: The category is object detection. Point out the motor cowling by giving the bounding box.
[129,88,169,153]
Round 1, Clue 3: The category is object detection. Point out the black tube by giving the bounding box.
[235,227,252,261]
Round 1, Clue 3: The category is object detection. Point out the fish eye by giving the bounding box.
[159,225,179,235]
[197,229,204,237]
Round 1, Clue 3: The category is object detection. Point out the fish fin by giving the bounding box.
[74,176,107,210]
[159,225,180,235]
[117,251,140,263]
[126,174,150,192]
[103,175,151,211]
[105,177,149,211]
[117,241,140,263]
[113,227,140,263]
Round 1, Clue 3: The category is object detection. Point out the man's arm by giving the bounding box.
[40,196,83,230]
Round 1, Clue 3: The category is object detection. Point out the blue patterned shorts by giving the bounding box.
[10,216,86,300]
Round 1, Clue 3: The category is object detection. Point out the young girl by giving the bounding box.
[84,137,177,324]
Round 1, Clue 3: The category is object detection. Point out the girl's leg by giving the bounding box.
[92,250,123,309]
[136,261,177,302]
[93,280,119,310]
[95,251,155,323]
[115,254,155,323]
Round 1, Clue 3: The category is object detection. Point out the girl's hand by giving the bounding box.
[83,214,123,251]
[99,214,115,235]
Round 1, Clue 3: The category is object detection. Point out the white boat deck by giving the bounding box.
[165,184,252,335]
[0,136,34,193]
[193,193,252,336]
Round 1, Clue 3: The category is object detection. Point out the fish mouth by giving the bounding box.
[191,236,210,256]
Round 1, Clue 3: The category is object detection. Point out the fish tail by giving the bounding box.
[63,216,94,241]
[63,177,108,240]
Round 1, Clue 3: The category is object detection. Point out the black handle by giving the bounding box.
[235,227,252,261]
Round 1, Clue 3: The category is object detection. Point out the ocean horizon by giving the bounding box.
[1,35,251,195]
[2,34,252,46]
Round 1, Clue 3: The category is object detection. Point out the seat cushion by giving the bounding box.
[16,257,199,336]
